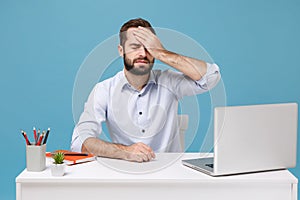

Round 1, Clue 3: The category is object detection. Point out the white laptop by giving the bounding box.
[182,103,298,176]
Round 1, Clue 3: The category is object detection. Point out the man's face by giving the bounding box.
[121,28,154,75]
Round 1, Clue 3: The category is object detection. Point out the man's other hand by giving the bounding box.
[121,142,156,163]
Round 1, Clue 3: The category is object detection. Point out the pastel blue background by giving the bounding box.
[1,0,299,199]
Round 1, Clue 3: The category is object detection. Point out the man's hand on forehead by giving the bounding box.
[132,26,165,58]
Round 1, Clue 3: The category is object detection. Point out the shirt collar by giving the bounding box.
[120,69,156,91]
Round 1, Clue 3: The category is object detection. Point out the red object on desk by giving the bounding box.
[46,150,94,165]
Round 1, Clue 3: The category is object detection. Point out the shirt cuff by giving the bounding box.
[195,63,220,89]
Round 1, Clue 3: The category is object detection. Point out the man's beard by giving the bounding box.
[123,54,154,75]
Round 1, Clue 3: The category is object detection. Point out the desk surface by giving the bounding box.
[16,153,298,184]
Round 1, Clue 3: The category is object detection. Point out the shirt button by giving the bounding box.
[142,129,145,133]
[138,94,141,97]
[139,112,142,115]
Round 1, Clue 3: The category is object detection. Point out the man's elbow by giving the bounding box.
[191,74,203,81]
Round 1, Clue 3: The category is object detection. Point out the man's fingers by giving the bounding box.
[136,143,155,158]
[137,26,154,36]
[133,31,148,46]
[128,153,149,163]
[126,142,155,162]
[139,150,153,161]
[133,28,148,39]
[133,28,156,46]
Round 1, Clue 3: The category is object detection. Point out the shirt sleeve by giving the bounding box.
[195,62,221,90]
[70,83,107,152]
[163,62,221,100]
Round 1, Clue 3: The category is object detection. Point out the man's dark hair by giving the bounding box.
[119,18,156,46]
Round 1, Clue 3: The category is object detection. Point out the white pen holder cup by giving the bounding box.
[26,144,46,172]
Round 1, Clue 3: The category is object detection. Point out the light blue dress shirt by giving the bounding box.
[71,63,220,152]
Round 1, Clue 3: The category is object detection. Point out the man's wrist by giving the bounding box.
[113,143,134,161]
[153,48,168,63]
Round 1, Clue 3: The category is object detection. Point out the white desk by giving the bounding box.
[16,153,298,200]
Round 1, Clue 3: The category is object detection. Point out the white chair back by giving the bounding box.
[178,115,189,152]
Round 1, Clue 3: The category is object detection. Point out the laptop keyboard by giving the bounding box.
[205,164,214,168]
